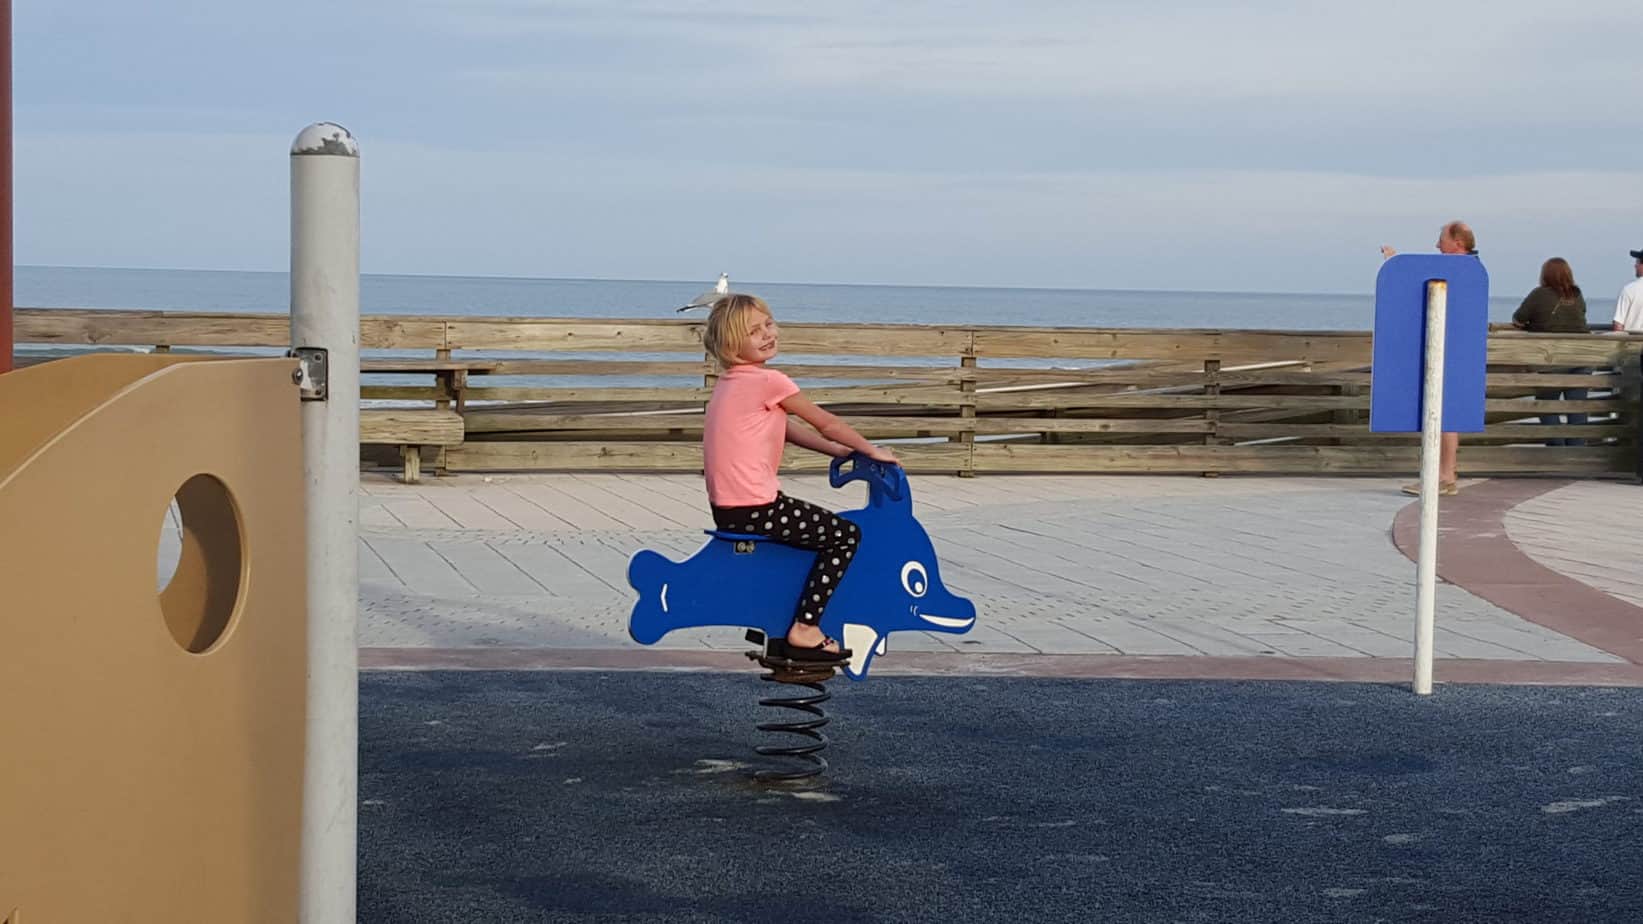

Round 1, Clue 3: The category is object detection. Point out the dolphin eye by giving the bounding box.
[900,561,928,598]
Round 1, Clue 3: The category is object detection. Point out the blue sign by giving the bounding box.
[1369,254,1489,433]
[627,454,976,680]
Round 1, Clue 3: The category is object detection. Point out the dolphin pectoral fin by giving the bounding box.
[842,623,878,678]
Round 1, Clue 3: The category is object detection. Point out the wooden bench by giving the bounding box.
[360,409,464,483]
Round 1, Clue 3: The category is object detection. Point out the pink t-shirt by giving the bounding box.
[702,363,800,506]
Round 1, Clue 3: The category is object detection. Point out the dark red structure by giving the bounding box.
[1,0,12,373]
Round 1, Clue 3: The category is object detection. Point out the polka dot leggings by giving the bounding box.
[711,492,861,625]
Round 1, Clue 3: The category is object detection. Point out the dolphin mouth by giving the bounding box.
[842,623,885,677]
[918,613,975,629]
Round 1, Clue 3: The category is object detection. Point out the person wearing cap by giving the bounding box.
[1381,220,1476,496]
[1611,249,1643,333]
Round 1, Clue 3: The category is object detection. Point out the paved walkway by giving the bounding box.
[265,471,1643,683]
[1509,482,1642,609]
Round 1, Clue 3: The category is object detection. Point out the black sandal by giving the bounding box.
[769,636,852,663]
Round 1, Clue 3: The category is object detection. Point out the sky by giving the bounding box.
[14,1,1643,295]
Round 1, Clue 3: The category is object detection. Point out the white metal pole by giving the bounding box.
[1414,280,1447,696]
[290,122,360,923]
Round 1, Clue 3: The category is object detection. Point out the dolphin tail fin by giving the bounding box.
[626,549,677,645]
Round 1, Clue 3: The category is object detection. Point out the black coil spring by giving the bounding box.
[745,649,836,783]
[753,671,831,783]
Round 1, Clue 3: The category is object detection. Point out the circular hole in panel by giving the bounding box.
[157,474,244,653]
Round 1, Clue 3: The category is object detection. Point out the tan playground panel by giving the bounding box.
[1,355,306,922]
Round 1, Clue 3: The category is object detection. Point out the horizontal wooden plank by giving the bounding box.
[362,359,500,373]
[784,385,969,406]
[970,444,1632,474]
[460,412,1218,436]
[1219,423,1634,440]
[1482,398,1623,413]
[359,318,450,350]
[971,328,1375,364]
[445,319,704,352]
[444,317,977,356]
[425,359,959,381]
[973,393,1369,411]
[472,359,709,377]
[463,410,700,433]
[1485,372,1624,388]
[1488,335,1643,366]
[445,441,971,473]
[450,361,1603,389]
[358,384,1633,413]
[770,325,974,357]
[773,363,959,381]
[15,309,448,349]
[460,386,711,402]
[360,409,464,445]
[971,392,1629,413]
[969,368,1375,388]
[17,309,292,347]
[360,387,444,401]
[455,383,967,406]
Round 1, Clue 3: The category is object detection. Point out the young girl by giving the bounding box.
[701,293,898,662]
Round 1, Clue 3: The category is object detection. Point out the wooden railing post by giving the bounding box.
[434,347,452,411]
[1633,344,1643,484]
[431,346,453,476]
[1202,358,1221,477]
[956,335,977,477]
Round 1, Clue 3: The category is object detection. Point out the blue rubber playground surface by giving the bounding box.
[359,671,1643,923]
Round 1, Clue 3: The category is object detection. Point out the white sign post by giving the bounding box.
[1413,281,1447,696]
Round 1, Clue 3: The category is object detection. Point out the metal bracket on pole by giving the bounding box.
[288,347,329,401]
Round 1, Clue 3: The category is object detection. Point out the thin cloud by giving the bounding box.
[13,1,1643,293]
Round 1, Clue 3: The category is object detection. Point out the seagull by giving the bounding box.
[676,272,730,312]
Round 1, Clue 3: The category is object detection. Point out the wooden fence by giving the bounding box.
[15,308,1643,478]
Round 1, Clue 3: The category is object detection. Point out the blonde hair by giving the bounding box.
[702,294,772,367]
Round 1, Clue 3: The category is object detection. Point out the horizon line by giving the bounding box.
[16,262,1379,301]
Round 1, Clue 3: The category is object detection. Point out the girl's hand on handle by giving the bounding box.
[864,445,899,464]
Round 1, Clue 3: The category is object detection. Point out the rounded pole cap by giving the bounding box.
[291,123,359,157]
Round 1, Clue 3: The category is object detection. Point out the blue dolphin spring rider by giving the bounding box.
[627,454,976,780]
[627,454,977,680]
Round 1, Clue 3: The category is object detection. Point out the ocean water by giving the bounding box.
[15,264,1537,331]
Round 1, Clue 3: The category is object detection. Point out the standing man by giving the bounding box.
[1381,220,1476,496]
[1612,248,1643,333]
